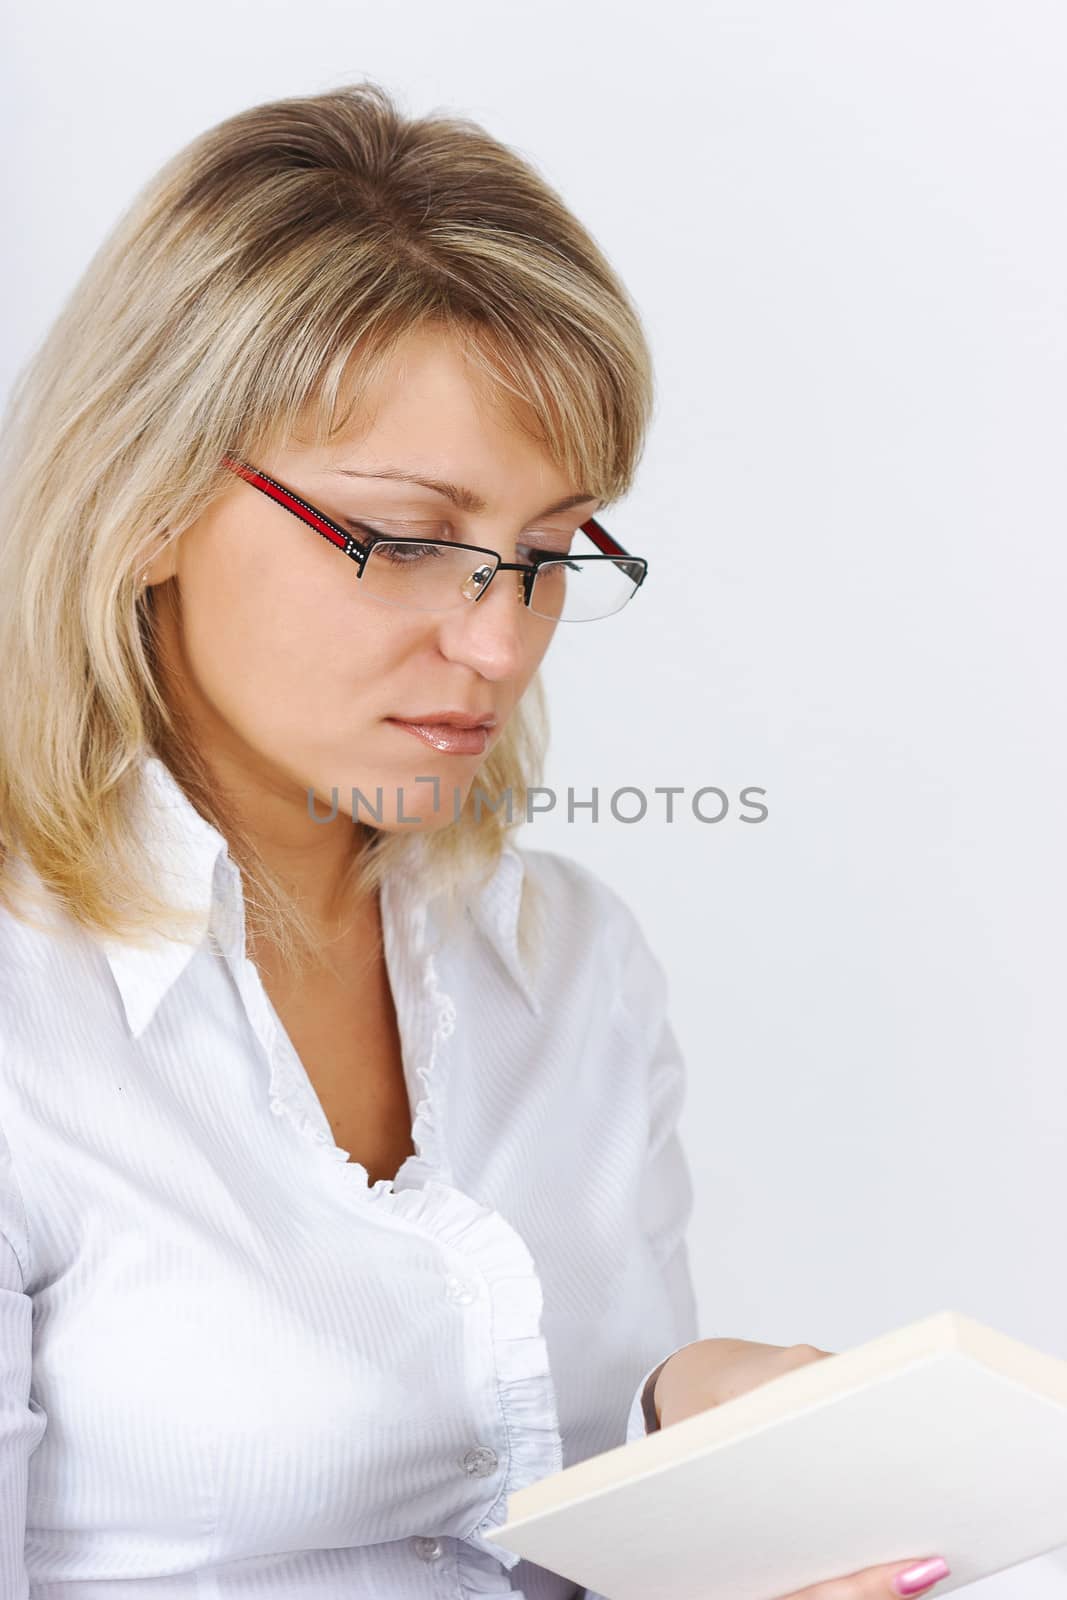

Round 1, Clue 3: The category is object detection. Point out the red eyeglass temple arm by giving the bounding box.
[579,516,633,559]
[221,456,351,553]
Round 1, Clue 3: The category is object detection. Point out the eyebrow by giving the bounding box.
[327,466,600,519]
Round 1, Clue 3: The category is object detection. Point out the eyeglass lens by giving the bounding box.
[361,539,641,622]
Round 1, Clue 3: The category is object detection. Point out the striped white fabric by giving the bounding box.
[0,752,699,1598]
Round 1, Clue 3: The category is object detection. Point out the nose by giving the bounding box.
[436,564,530,680]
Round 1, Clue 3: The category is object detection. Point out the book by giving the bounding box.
[484,1310,1067,1600]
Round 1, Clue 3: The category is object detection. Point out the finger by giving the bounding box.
[774,1554,951,1600]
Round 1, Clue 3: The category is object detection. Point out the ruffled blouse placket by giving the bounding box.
[217,852,566,1587]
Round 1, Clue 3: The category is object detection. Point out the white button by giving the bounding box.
[268,1097,285,1116]
[444,1273,477,1305]
[462,1445,498,1477]
[412,1535,443,1561]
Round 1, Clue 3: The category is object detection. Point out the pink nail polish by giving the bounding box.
[893,1556,951,1596]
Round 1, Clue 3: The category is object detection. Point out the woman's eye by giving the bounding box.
[518,542,574,562]
[347,520,405,541]
[372,539,448,566]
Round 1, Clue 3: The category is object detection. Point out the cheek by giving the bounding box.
[177,546,401,739]
[520,618,559,679]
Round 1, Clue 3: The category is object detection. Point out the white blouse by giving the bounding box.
[0,752,699,1599]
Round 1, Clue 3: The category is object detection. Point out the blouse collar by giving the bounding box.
[96,752,540,1038]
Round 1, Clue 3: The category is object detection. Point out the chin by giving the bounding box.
[343,780,474,832]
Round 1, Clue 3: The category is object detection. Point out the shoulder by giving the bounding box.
[0,868,87,998]
[510,843,669,1022]
[0,866,110,1077]
[0,882,59,1281]
[514,842,640,932]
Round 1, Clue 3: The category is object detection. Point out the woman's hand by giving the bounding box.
[653,1339,951,1600]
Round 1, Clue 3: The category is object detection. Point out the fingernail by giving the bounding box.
[893,1556,951,1595]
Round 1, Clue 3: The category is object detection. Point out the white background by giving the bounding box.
[4,2,1066,1593]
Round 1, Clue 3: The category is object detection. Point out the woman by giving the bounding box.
[0,82,949,1600]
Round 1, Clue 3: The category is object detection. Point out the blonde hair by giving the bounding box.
[0,80,654,982]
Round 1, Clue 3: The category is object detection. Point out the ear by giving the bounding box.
[138,542,179,590]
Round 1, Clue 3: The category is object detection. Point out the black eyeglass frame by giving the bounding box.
[220,456,648,619]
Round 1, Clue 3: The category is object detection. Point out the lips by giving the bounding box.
[390,711,497,730]
[385,718,493,756]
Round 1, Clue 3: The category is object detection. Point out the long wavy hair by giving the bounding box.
[0,80,655,982]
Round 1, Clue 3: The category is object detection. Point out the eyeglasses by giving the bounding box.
[220,456,648,623]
